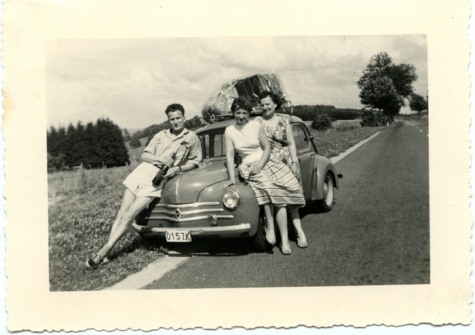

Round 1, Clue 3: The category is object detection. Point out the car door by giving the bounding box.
[292,124,315,200]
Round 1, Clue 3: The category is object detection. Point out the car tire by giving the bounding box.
[250,211,267,252]
[315,172,334,212]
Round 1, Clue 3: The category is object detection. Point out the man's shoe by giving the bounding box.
[85,254,104,268]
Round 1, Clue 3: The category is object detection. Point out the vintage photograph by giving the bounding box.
[4,0,472,331]
[46,36,429,291]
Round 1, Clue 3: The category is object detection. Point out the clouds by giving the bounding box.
[46,35,428,129]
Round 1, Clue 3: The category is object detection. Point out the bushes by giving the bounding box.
[311,113,333,131]
[48,153,66,172]
[129,135,142,149]
[360,109,382,127]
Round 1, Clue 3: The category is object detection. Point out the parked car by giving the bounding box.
[132,114,341,251]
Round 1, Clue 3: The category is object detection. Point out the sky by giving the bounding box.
[46,35,427,130]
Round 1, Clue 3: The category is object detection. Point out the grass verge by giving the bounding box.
[309,125,386,158]
[48,165,167,291]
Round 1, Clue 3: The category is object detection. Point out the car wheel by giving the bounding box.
[250,210,267,252]
[316,172,334,212]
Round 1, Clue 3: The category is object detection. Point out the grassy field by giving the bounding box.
[48,163,170,291]
[126,138,149,163]
[306,119,385,158]
[48,122,386,291]
[304,119,363,129]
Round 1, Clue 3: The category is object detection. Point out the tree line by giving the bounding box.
[290,104,361,121]
[47,118,130,171]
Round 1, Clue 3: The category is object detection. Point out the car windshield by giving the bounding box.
[198,128,227,160]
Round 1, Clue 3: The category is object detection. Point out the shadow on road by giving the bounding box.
[136,235,275,258]
[298,201,328,220]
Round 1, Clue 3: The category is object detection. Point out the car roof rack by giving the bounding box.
[204,108,264,124]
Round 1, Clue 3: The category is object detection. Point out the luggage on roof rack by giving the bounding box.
[201,73,293,123]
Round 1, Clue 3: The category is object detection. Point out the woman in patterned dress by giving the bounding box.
[224,97,305,254]
[256,91,308,251]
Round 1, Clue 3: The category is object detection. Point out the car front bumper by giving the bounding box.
[131,222,252,238]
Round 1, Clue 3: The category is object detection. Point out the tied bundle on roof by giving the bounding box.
[201,73,292,123]
[201,95,233,121]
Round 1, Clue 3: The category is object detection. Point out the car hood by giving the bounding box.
[161,160,229,204]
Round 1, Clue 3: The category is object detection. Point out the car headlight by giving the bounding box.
[223,190,240,210]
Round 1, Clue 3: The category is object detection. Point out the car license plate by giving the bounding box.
[165,230,192,242]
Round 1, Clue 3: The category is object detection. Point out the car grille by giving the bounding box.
[147,201,233,223]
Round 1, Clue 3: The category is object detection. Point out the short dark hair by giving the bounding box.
[231,97,252,114]
[165,103,185,116]
[259,91,281,108]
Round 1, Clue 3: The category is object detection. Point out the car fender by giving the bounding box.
[198,179,261,236]
[312,156,340,201]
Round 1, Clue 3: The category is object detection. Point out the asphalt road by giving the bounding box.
[144,120,429,289]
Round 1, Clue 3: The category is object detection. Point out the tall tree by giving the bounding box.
[386,63,418,98]
[84,122,100,168]
[409,93,428,117]
[123,128,131,142]
[359,77,402,118]
[357,52,418,118]
[64,123,77,167]
[72,121,88,166]
[94,118,130,168]
[47,126,59,156]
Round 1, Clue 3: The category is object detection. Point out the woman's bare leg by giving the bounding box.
[290,210,307,248]
[275,206,291,255]
[263,203,276,245]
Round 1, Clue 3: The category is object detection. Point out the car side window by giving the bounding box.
[199,131,226,159]
[213,134,225,157]
[299,127,310,150]
[293,125,309,152]
[293,126,303,151]
[199,135,209,159]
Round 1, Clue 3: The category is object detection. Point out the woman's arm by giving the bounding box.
[250,125,271,175]
[285,123,300,177]
[223,131,237,188]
